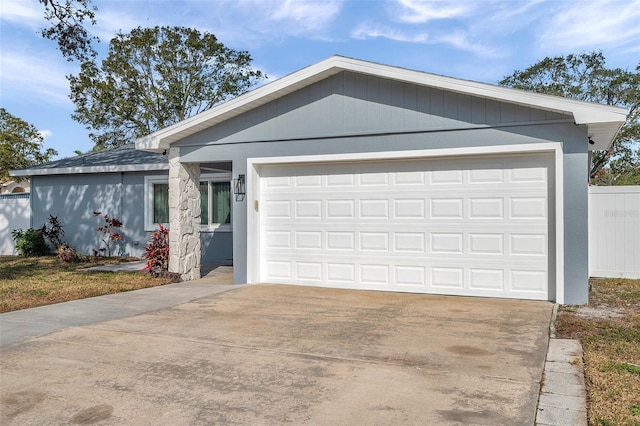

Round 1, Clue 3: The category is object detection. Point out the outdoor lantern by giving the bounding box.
[234,174,246,196]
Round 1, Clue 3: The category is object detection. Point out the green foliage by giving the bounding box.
[143,224,169,276]
[0,108,58,183]
[39,0,98,62]
[11,228,51,257]
[608,362,640,376]
[69,26,265,150]
[499,52,640,184]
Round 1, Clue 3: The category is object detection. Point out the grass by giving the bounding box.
[0,256,173,313]
[555,278,640,426]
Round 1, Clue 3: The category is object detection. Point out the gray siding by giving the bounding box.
[31,172,232,265]
[175,71,571,147]
[32,172,159,257]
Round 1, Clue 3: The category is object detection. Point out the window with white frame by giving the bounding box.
[144,175,231,231]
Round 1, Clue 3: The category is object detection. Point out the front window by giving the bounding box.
[199,180,231,225]
[153,183,169,224]
[145,175,231,231]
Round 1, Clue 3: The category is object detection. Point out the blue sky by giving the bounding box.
[2,0,639,159]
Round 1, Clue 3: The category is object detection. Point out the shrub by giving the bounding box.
[143,225,169,276]
[56,244,78,263]
[11,228,50,256]
[40,215,65,250]
[93,211,123,257]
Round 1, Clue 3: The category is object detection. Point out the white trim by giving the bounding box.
[554,147,565,304]
[144,175,170,232]
[137,55,627,152]
[144,173,232,232]
[589,185,640,194]
[12,163,168,177]
[247,143,565,302]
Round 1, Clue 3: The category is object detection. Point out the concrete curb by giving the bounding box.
[535,339,588,425]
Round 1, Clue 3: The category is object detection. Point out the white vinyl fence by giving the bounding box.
[589,186,640,279]
[0,193,31,255]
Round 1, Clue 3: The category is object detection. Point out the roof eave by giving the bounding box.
[10,163,169,177]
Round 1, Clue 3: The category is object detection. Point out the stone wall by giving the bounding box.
[168,147,201,281]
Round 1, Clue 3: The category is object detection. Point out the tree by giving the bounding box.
[40,0,98,62]
[68,26,265,150]
[499,52,640,184]
[0,108,58,183]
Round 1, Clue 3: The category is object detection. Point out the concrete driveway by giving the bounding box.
[1,284,552,425]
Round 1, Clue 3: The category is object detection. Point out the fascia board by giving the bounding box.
[10,163,169,177]
[136,55,628,151]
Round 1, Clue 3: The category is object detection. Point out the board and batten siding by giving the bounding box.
[589,186,640,279]
[175,71,572,147]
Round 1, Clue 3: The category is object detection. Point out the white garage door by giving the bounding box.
[258,153,553,300]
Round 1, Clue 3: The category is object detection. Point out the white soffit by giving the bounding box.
[136,55,628,152]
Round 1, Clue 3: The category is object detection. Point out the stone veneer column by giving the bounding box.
[168,147,201,281]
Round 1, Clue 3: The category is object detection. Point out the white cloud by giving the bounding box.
[89,0,343,49]
[350,23,501,58]
[351,22,428,43]
[270,0,343,31]
[92,8,145,43]
[393,0,471,23]
[38,129,53,140]
[0,50,72,104]
[0,0,43,27]
[229,0,342,38]
[538,0,640,52]
[435,31,502,58]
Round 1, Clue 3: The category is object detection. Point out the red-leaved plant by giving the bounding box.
[93,212,123,257]
[143,224,169,276]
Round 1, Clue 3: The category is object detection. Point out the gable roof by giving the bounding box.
[11,143,168,177]
[136,55,628,152]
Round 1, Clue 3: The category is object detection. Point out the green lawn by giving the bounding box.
[0,256,172,313]
[555,278,640,426]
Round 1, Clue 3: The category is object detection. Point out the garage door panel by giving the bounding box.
[262,259,549,300]
[263,228,548,261]
[259,154,553,300]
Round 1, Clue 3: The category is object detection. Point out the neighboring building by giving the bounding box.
[136,56,627,304]
[10,144,232,266]
[1,180,30,194]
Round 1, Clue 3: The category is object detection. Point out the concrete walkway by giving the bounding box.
[0,269,235,348]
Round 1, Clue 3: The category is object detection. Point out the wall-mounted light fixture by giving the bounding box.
[234,174,246,200]
[588,137,595,145]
